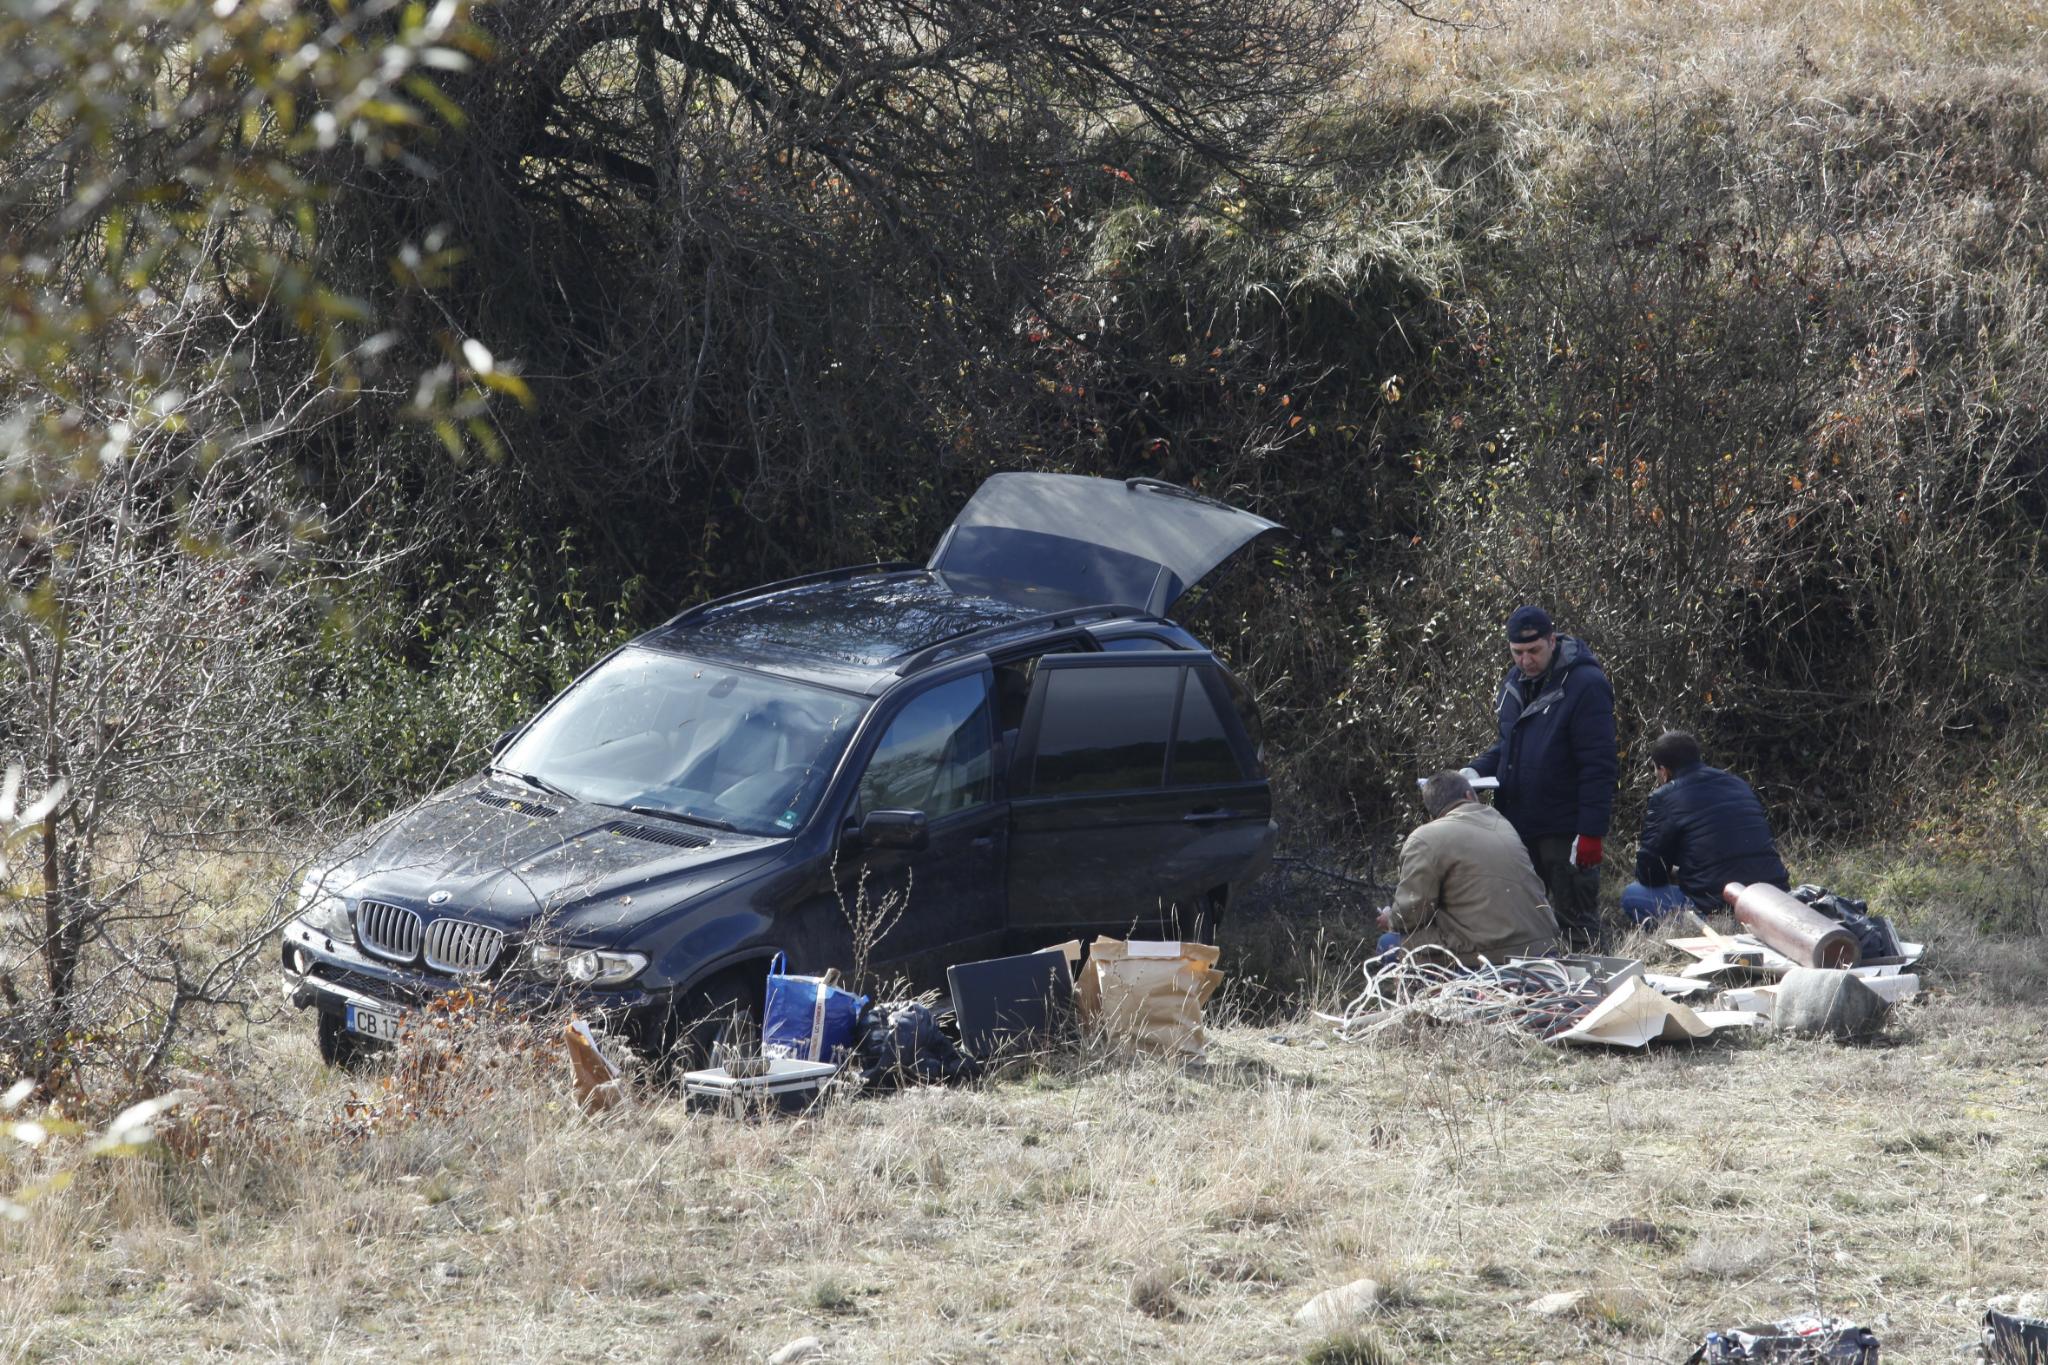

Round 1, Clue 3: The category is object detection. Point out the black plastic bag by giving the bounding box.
[852,1001,978,1089]
[1985,1310,2048,1365]
[1790,884,1902,959]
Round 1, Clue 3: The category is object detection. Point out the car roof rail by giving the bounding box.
[892,603,1152,675]
[662,561,923,628]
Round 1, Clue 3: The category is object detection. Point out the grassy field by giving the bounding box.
[4,860,2046,1364]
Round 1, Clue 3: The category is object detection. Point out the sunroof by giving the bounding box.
[665,574,1030,668]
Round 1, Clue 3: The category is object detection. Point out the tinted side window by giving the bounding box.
[1032,666,1177,794]
[1169,670,1246,785]
[1098,635,1180,652]
[858,675,994,817]
[1218,667,1265,770]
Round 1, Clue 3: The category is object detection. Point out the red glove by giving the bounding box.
[1570,835,1604,868]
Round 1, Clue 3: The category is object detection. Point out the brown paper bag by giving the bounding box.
[565,1018,625,1112]
[1075,937,1224,1058]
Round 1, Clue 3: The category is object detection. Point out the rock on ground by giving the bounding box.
[1293,1278,1385,1332]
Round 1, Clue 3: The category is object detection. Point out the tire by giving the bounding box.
[316,1010,370,1069]
[659,969,766,1076]
[1164,888,1227,946]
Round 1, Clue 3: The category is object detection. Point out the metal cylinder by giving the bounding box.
[1722,882,1861,968]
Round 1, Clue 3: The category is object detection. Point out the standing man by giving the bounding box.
[1624,729,1790,924]
[1376,771,1558,967]
[1465,605,1617,952]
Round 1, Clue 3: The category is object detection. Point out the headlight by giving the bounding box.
[295,871,352,939]
[528,945,648,986]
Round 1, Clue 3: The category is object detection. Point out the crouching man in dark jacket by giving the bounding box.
[1377,771,1559,967]
[1466,605,1617,952]
[1624,730,1790,924]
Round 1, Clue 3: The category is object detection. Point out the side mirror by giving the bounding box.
[859,809,929,853]
[491,728,519,756]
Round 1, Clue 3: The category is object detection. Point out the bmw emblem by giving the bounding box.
[428,890,451,905]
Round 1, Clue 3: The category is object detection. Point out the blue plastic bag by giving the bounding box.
[762,953,867,1063]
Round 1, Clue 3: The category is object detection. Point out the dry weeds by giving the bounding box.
[3,891,2045,1363]
[1377,0,2048,108]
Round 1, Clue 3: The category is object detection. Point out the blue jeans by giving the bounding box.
[1620,881,1690,926]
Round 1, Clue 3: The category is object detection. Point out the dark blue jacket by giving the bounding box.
[1470,635,1617,842]
[1634,762,1790,911]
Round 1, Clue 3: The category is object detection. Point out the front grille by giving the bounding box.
[357,900,424,963]
[476,792,561,819]
[603,819,712,851]
[423,918,506,975]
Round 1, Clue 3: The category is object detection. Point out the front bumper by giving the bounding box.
[279,916,667,1036]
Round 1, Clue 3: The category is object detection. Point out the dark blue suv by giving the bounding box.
[281,474,1281,1065]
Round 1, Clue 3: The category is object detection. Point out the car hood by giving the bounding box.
[322,782,778,938]
[928,473,1282,614]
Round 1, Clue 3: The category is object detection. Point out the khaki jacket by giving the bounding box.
[1388,800,1558,966]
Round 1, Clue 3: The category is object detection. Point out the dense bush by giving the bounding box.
[287,75,2048,842]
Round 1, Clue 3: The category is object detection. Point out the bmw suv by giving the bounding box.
[281,473,1281,1065]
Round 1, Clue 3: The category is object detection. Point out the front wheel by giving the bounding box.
[655,969,765,1076]
[316,1011,371,1069]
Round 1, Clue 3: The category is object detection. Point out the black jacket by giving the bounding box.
[1470,635,1618,841]
[1634,762,1790,911]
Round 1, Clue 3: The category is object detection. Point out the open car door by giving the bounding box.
[929,474,1281,615]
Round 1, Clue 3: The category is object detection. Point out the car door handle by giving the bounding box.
[1182,809,1238,825]
[970,834,995,849]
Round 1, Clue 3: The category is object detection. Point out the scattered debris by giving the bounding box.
[1075,938,1224,1058]
[1526,1290,1587,1317]
[564,1019,625,1113]
[1771,968,1892,1040]
[1723,882,1862,969]
[1294,1278,1386,1332]
[945,946,1075,1060]
[1669,920,1923,983]
[764,954,867,1063]
[1553,975,1761,1050]
[851,1001,976,1088]
[1790,885,1904,961]
[682,1058,839,1114]
[1322,953,1755,1048]
[1324,955,1600,1041]
[1684,1314,1879,1362]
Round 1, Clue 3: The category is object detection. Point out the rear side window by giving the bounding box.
[1169,670,1246,785]
[1032,666,1178,793]
[1218,667,1265,769]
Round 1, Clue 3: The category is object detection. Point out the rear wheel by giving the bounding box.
[1164,888,1227,945]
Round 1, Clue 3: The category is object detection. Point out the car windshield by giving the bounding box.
[495,648,869,837]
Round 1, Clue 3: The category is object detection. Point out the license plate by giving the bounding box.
[345,1002,407,1042]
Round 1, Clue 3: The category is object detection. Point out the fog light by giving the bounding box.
[291,948,311,975]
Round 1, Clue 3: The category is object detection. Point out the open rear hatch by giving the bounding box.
[928,474,1281,614]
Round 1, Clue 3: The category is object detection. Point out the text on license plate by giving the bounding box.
[346,1003,407,1042]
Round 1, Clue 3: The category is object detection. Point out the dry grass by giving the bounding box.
[4,892,2047,1363]
[1375,0,2048,109]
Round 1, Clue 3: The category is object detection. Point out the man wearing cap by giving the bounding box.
[1464,605,1618,952]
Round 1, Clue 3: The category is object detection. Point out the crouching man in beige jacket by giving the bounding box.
[1376,771,1560,967]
